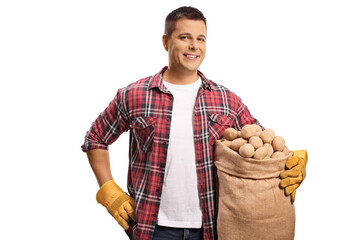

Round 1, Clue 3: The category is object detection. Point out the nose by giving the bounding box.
[189,40,198,50]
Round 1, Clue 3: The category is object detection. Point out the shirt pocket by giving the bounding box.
[130,116,155,153]
[208,113,232,146]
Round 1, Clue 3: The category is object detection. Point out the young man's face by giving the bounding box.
[163,18,207,75]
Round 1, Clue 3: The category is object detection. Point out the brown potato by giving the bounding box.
[282,147,290,155]
[263,143,274,158]
[272,136,285,152]
[271,151,286,159]
[239,144,255,158]
[221,140,232,148]
[253,146,268,160]
[254,124,262,132]
[241,124,259,139]
[249,136,263,149]
[260,129,275,144]
[224,128,238,141]
[230,138,247,151]
[237,131,242,138]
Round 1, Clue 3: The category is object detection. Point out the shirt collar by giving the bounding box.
[148,66,212,92]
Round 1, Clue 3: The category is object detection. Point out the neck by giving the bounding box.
[163,67,199,85]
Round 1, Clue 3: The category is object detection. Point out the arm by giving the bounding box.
[81,88,129,186]
[82,88,136,229]
[86,149,113,187]
[81,89,123,186]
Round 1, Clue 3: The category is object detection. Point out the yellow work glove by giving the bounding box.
[96,180,137,230]
[280,150,308,203]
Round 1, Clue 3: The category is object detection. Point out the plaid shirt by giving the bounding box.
[82,67,259,240]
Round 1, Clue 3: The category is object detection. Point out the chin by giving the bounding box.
[184,64,202,72]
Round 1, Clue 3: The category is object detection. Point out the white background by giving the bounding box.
[1,0,359,239]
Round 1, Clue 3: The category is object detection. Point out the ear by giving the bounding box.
[162,34,169,51]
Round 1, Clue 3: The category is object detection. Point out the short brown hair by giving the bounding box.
[165,6,207,37]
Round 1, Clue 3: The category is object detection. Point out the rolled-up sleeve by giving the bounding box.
[81,88,130,152]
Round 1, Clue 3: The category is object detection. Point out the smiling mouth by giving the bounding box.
[183,54,199,60]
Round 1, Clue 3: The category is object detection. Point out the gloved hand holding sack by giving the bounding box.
[214,124,307,240]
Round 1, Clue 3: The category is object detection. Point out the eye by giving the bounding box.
[180,36,188,40]
[198,38,206,42]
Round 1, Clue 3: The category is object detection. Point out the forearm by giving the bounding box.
[86,149,114,187]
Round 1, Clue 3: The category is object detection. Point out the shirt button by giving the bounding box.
[163,141,168,145]
[169,96,173,101]
[167,117,171,121]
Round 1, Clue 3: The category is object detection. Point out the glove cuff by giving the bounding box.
[293,150,308,162]
[96,180,124,206]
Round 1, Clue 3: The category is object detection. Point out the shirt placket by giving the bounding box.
[192,85,208,230]
[150,87,174,227]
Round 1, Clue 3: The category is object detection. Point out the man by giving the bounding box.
[82,6,307,240]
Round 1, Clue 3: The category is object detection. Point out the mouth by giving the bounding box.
[183,53,200,60]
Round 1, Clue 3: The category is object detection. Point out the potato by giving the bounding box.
[282,147,290,155]
[249,136,263,149]
[241,124,259,139]
[237,131,242,138]
[230,138,248,151]
[271,151,286,159]
[272,136,285,151]
[260,129,275,144]
[263,143,274,158]
[253,146,268,160]
[225,126,289,161]
[221,140,232,148]
[239,144,255,158]
[255,131,262,137]
[224,128,238,141]
[254,124,262,132]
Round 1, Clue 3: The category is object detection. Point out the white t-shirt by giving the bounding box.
[157,77,203,228]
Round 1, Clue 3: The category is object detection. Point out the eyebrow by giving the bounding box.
[178,32,207,39]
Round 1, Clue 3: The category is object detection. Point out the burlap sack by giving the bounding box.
[214,140,295,240]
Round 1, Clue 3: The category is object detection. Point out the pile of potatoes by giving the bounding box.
[220,124,290,160]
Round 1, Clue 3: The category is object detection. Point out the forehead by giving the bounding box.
[173,18,207,35]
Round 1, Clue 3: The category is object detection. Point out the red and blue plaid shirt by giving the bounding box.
[82,67,260,240]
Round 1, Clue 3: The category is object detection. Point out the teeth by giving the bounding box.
[185,54,197,58]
